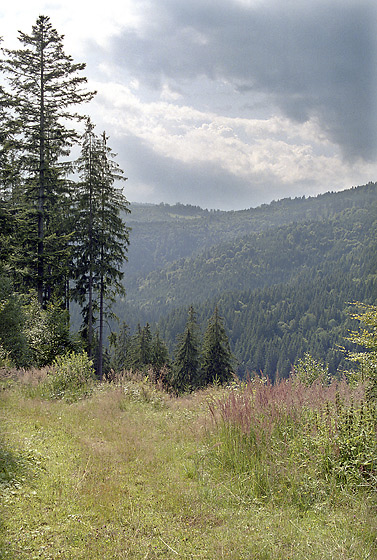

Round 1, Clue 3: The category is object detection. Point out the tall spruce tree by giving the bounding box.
[97,132,130,378]
[201,306,233,385]
[2,15,95,306]
[172,306,201,392]
[73,119,99,357]
[74,122,130,377]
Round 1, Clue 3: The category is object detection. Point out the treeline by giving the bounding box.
[0,16,129,375]
[110,188,377,382]
[155,270,377,380]
[109,307,233,393]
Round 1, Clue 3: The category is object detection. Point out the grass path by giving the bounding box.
[1,382,376,559]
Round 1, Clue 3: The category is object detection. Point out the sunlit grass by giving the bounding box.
[0,373,376,559]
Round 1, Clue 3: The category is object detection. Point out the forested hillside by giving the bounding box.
[126,203,376,313]
[158,271,377,379]
[115,183,377,379]
[125,183,377,279]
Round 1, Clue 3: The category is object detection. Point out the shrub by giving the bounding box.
[23,296,80,367]
[293,353,329,386]
[0,277,30,367]
[0,344,13,369]
[40,351,95,402]
[344,303,377,400]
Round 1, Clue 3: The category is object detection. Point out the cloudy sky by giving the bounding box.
[1,0,377,210]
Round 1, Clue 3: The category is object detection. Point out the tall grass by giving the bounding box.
[207,377,376,507]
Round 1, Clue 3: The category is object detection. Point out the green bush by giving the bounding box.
[23,296,80,367]
[293,353,329,386]
[42,351,95,402]
[0,277,30,367]
[344,303,377,400]
[0,344,13,368]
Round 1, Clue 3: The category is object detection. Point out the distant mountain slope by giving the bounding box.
[157,269,377,379]
[125,201,377,316]
[125,183,377,279]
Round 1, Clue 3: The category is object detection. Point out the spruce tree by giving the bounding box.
[2,15,95,306]
[172,306,201,392]
[109,321,130,372]
[0,43,21,273]
[201,306,233,385]
[151,331,170,373]
[74,122,130,377]
[73,119,100,357]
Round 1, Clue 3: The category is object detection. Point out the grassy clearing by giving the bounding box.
[0,373,376,559]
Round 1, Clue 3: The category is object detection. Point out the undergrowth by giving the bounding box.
[207,377,377,509]
[21,351,96,402]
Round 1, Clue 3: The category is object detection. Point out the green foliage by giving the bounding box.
[3,15,95,307]
[22,294,78,367]
[129,323,153,370]
[171,306,201,392]
[124,190,377,317]
[109,321,130,372]
[0,344,13,368]
[125,183,377,282]
[293,353,329,386]
[209,378,377,508]
[201,307,233,385]
[73,121,130,376]
[113,184,377,380]
[305,395,377,484]
[344,303,377,399]
[0,21,131,373]
[110,323,170,381]
[40,351,95,402]
[0,275,79,368]
[151,331,170,374]
[0,275,30,366]
[157,269,376,380]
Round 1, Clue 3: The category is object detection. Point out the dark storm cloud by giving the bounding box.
[109,0,377,160]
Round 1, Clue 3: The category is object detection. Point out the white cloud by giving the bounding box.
[0,0,142,51]
[160,84,182,101]
[92,79,377,197]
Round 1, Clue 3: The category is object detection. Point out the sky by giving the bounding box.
[1,0,377,210]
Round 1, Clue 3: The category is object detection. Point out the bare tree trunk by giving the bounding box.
[37,33,45,306]
[98,274,104,380]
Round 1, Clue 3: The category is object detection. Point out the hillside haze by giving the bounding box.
[115,183,377,378]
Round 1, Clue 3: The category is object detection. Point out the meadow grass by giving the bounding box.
[0,372,376,559]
